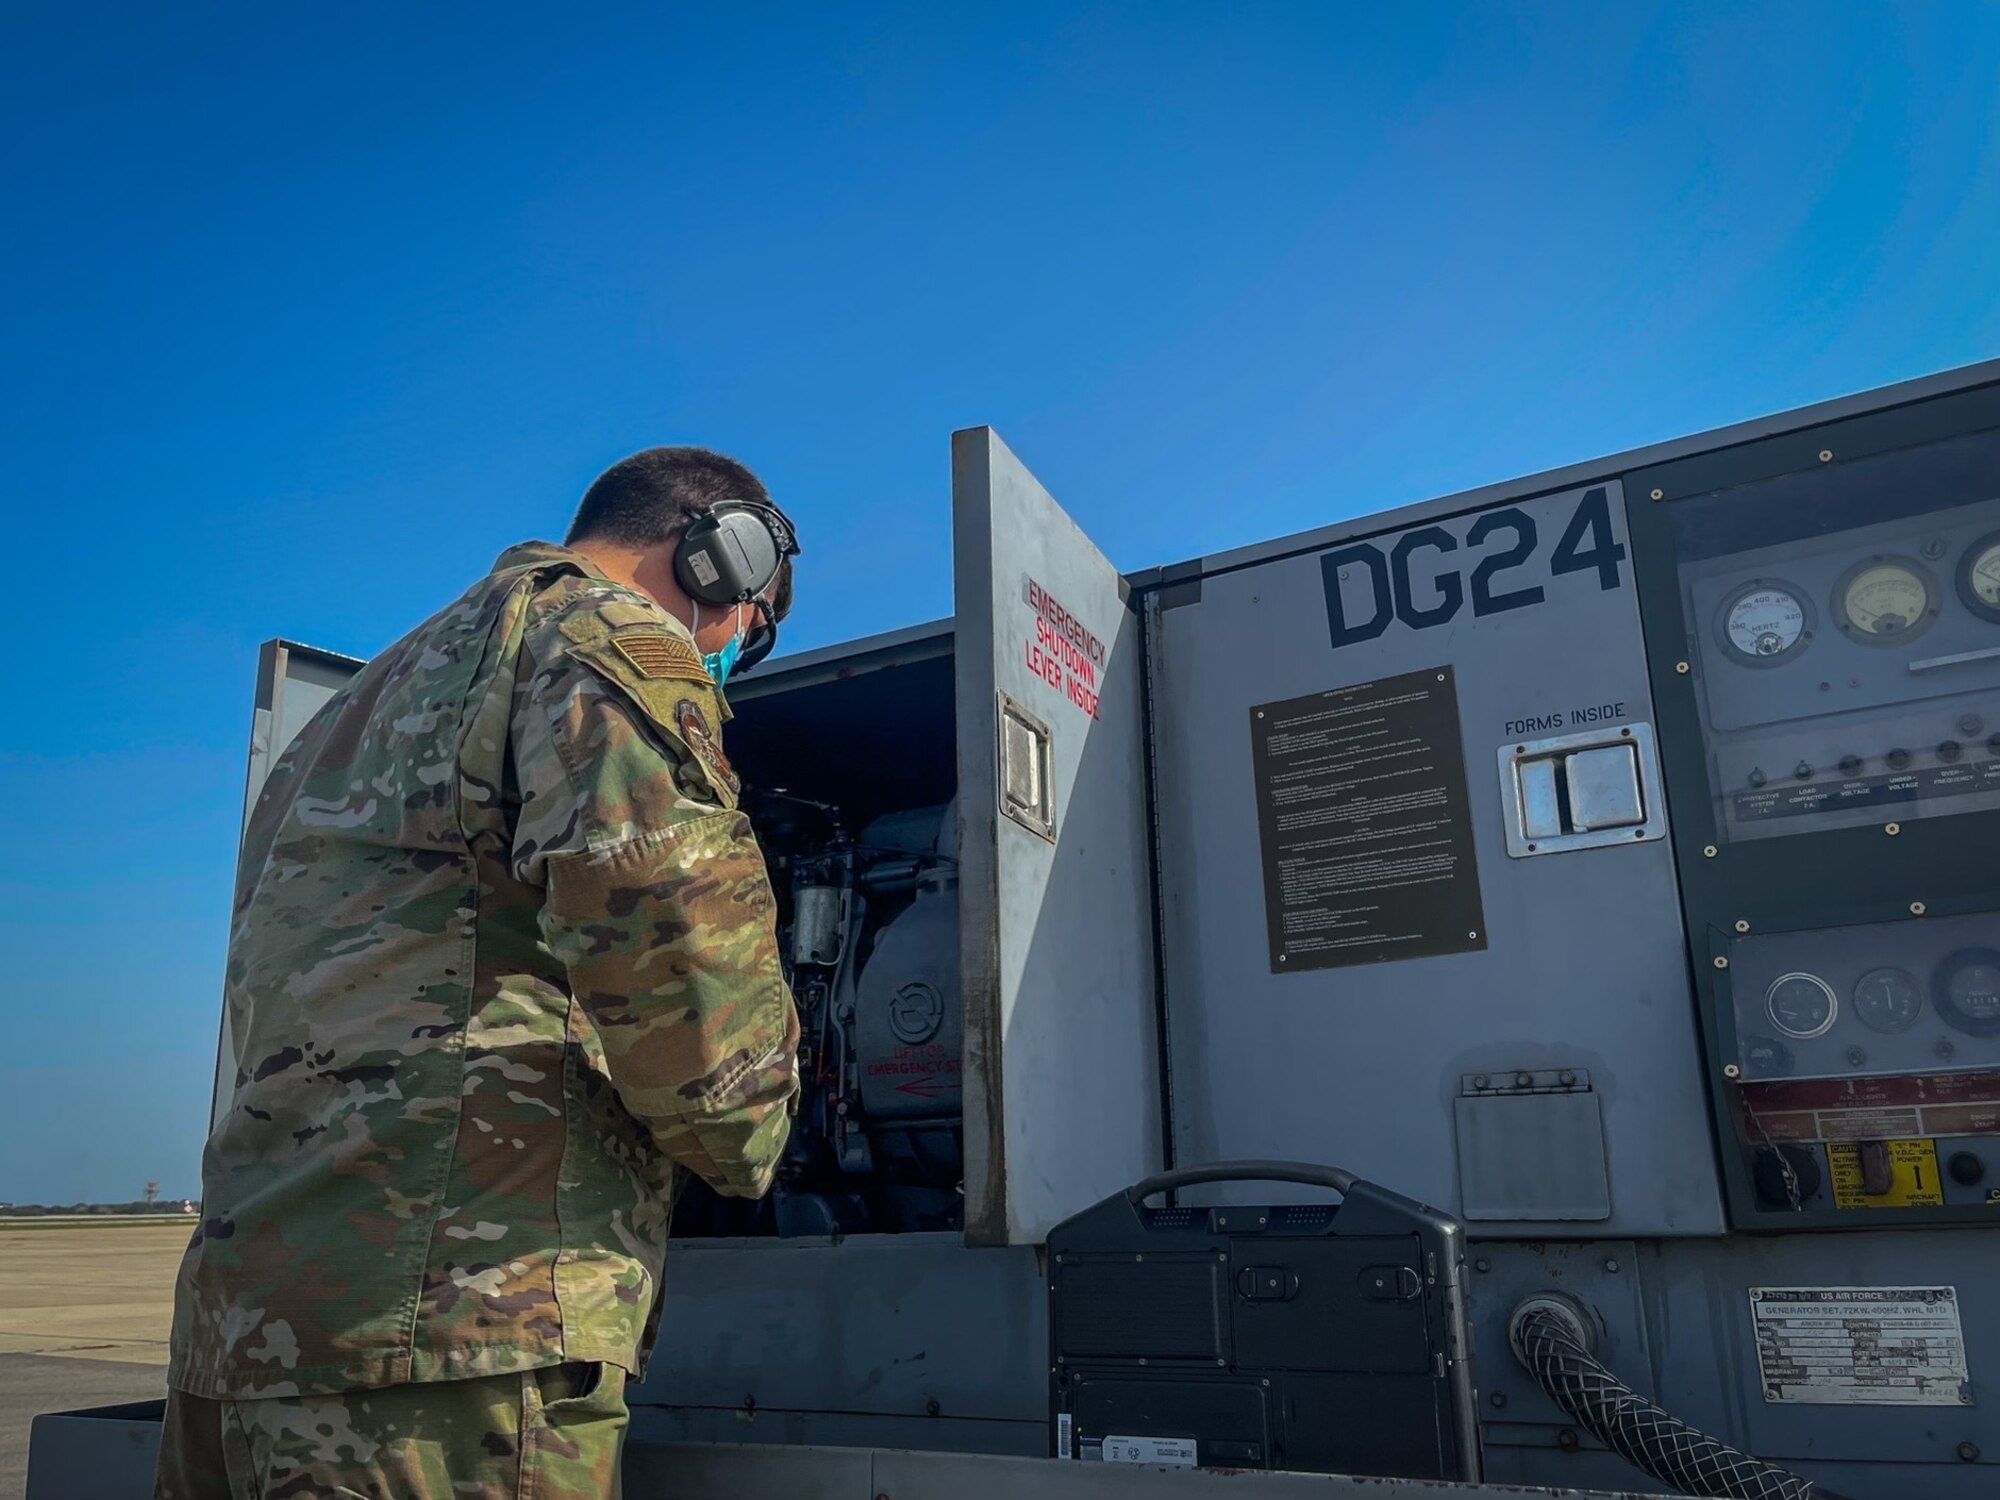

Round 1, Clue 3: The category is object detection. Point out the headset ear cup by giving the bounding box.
[674,507,783,605]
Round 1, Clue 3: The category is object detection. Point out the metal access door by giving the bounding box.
[953,427,1165,1246]
[1143,481,1723,1238]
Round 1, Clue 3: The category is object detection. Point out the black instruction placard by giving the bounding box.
[1250,666,1487,974]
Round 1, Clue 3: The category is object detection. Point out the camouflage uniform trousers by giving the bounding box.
[155,1362,627,1500]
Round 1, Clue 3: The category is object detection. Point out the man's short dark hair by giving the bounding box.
[566,446,793,619]
[566,446,770,548]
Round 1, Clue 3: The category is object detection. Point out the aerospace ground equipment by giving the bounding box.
[39,359,2000,1499]
[1048,1162,1478,1482]
[674,793,965,1237]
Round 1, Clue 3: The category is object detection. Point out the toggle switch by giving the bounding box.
[1501,725,1665,857]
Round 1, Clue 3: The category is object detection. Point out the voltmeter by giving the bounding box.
[1831,555,1938,645]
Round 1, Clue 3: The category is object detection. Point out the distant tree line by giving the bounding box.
[1,1199,197,1216]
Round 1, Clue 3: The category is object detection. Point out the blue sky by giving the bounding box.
[2,4,1997,1203]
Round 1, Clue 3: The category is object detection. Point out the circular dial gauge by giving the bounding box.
[1766,972,1838,1039]
[1717,580,1812,665]
[1833,555,1938,646]
[1934,948,2000,1038]
[1956,530,2000,624]
[1852,967,1923,1033]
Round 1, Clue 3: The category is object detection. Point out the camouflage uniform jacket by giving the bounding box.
[169,542,799,1399]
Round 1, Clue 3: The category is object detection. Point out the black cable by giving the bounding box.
[1513,1306,1856,1500]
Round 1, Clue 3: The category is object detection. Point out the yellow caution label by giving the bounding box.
[1827,1139,1944,1209]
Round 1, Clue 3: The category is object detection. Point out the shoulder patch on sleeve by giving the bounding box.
[610,629,709,683]
[672,694,739,798]
[562,631,737,808]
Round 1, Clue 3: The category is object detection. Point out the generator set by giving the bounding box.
[674,793,965,1240]
[34,360,2000,1500]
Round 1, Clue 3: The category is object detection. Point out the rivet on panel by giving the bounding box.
[1703,845,1718,858]
[1819,449,1834,462]
[1885,822,1902,836]
[1911,901,1927,916]
[1724,1063,1742,1079]
[1714,956,1730,969]
[1676,661,1690,674]
[1735,919,1750,933]
[1650,488,1664,500]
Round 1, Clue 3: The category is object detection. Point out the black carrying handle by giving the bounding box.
[1124,1159,1359,1205]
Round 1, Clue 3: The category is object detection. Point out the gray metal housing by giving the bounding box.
[86,356,2000,1500]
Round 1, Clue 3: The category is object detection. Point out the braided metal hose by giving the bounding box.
[1510,1299,1855,1500]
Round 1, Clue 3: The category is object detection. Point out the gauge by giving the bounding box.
[1765,972,1838,1039]
[1934,948,2000,1038]
[1832,555,1939,646]
[1956,529,2000,625]
[1716,579,1813,666]
[1852,967,1923,1033]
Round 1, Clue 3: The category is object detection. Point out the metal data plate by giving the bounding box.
[1498,723,1667,857]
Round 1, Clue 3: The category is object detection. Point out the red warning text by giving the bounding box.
[1023,576,1105,720]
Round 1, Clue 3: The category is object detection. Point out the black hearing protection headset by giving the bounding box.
[672,499,801,673]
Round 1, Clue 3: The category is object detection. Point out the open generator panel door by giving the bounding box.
[953,427,1165,1247]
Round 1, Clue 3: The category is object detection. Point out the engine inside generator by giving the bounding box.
[673,787,965,1237]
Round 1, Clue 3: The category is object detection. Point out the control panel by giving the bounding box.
[1683,498,2000,844]
[1630,384,2000,1229]
[1722,913,2000,1215]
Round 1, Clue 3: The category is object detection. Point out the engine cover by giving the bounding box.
[853,877,962,1122]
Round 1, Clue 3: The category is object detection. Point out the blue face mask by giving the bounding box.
[703,626,745,686]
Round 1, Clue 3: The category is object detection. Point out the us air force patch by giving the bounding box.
[675,696,738,795]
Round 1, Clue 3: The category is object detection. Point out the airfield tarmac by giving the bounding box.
[0,1219,184,1498]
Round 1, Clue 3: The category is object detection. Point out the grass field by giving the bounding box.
[0,1219,185,1497]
